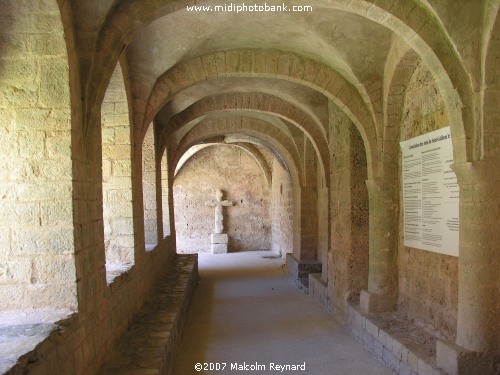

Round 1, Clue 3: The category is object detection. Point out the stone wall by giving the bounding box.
[398,62,458,339]
[317,165,329,277]
[271,159,293,257]
[349,125,369,305]
[328,101,369,319]
[0,3,177,373]
[161,152,171,238]
[0,0,76,310]
[174,145,271,253]
[142,125,158,248]
[101,63,134,266]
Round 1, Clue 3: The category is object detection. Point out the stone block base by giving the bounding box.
[210,233,228,244]
[347,304,446,375]
[211,243,228,254]
[286,254,322,292]
[309,273,332,312]
[436,340,499,375]
[360,290,396,313]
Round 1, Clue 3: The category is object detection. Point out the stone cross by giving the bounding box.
[205,189,233,234]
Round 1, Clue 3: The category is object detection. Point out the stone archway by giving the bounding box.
[173,144,273,254]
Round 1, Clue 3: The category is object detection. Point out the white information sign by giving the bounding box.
[400,127,459,256]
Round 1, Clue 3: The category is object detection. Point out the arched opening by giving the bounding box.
[173,144,272,254]
[142,124,158,251]
[101,62,135,283]
[161,150,171,238]
[270,158,294,258]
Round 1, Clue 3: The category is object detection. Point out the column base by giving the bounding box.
[210,233,228,243]
[436,340,499,375]
[211,243,227,254]
[210,233,228,254]
[360,290,396,313]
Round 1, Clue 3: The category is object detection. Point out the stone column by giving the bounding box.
[286,186,322,290]
[360,178,398,313]
[167,168,177,255]
[437,161,499,374]
[299,186,318,261]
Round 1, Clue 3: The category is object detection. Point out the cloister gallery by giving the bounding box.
[0,1,498,374]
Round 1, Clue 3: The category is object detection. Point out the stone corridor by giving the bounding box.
[1,1,498,374]
[94,251,396,375]
[172,251,393,375]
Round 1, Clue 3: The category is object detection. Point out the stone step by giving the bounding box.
[97,255,198,375]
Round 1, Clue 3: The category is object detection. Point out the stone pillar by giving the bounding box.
[360,178,398,313]
[299,186,318,261]
[437,161,499,375]
[287,186,322,290]
[167,169,177,255]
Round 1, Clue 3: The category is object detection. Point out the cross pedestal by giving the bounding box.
[205,190,233,254]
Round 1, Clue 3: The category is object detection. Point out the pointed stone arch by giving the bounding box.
[162,92,329,187]
[82,0,475,164]
[143,49,376,176]
[175,143,272,189]
[172,117,303,187]
[482,3,500,160]
[173,116,305,256]
[382,49,421,175]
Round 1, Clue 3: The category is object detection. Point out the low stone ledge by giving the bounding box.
[1,312,77,375]
[347,304,447,375]
[286,254,322,292]
[106,262,134,285]
[308,273,332,312]
[98,254,198,375]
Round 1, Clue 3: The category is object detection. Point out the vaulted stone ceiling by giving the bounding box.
[66,0,495,179]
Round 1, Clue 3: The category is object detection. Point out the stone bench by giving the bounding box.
[98,254,198,375]
[347,304,447,375]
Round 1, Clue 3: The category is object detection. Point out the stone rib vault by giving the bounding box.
[0,1,498,374]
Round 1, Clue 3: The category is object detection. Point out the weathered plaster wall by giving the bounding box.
[174,145,271,253]
[328,102,369,319]
[398,62,458,339]
[271,159,293,257]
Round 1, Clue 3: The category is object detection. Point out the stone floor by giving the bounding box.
[173,251,393,375]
